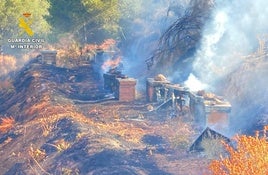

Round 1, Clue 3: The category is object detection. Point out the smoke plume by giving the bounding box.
[192,0,268,86]
[121,0,188,78]
[190,0,268,133]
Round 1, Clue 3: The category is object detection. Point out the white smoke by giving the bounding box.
[184,73,208,91]
[193,10,230,84]
[122,0,188,79]
[190,0,268,132]
[192,0,268,85]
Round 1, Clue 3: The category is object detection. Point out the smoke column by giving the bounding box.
[188,0,268,133]
[191,0,268,86]
[122,0,188,78]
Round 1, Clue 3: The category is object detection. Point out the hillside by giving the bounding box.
[0,58,210,175]
[222,54,268,133]
[1,0,268,173]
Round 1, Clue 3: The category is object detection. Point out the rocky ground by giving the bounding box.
[0,58,210,175]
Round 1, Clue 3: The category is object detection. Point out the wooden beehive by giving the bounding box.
[41,50,57,65]
[115,78,136,101]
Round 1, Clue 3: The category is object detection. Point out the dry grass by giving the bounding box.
[29,145,46,162]
[201,137,226,159]
[39,116,59,137]
[3,90,203,173]
[25,96,51,117]
[28,144,50,175]
[86,104,194,148]
[28,102,147,145]
[53,139,71,152]
[0,117,15,133]
[45,36,117,68]
[86,104,148,144]
[0,55,17,76]
[155,118,195,149]
[61,167,80,175]
[40,119,54,137]
[154,154,210,175]
[42,139,71,153]
[169,133,192,149]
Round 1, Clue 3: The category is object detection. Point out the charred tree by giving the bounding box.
[148,0,214,74]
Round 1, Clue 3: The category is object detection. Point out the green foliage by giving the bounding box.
[48,0,89,34]
[0,0,51,42]
[48,0,145,43]
[48,0,121,42]
[81,0,120,35]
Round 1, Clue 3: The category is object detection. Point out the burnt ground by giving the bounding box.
[0,58,210,175]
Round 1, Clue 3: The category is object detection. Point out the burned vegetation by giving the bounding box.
[0,49,233,174]
[0,0,268,174]
[147,0,214,75]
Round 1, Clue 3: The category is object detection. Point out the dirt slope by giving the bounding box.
[0,58,210,175]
